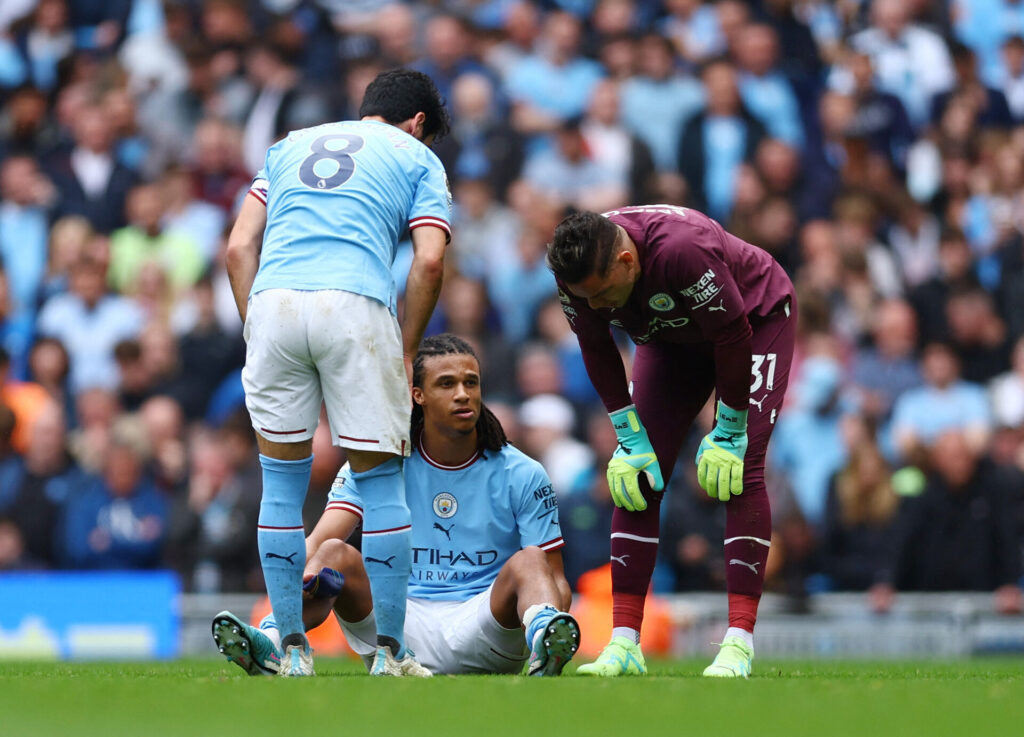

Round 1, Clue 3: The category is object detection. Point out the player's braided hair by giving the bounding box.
[546,210,620,284]
[359,68,451,142]
[411,334,508,454]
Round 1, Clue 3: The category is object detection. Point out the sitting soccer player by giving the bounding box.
[212,334,579,676]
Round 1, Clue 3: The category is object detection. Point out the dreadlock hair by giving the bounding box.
[411,333,508,454]
[546,210,620,284]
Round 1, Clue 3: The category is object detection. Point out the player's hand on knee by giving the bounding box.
[695,400,748,502]
[606,405,664,512]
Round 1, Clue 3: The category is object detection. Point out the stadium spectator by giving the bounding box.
[659,0,724,64]
[875,430,1023,614]
[989,335,1024,429]
[849,298,922,422]
[159,165,225,266]
[945,287,1011,384]
[166,414,261,593]
[620,32,703,178]
[931,42,1013,130]
[432,71,524,202]
[886,192,942,288]
[239,41,331,175]
[522,115,628,213]
[108,181,205,295]
[47,104,136,234]
[998,35,1024,122]
[0,269,33,381]
[817,426,899,592]
[0,400,85,567]
[908,227,981,346]
[772,355,853,528]
[37,254,145,395]
[60,420,168,570]
[734,23,804,149]
[437,274,516,399]
[446,173,520,279]
[579,79,659,205]
[505,10,604,135]
[677,58,767,221]
[412,13,490,105]
[0,154,51,323]
[889,342,992,463]
[486,185,560,343]
[518,392,593,498]
[840,0,954,129]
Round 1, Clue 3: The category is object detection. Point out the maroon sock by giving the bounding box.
[723,476,771,604]
[727,593,760,631]
[609,494,663,631]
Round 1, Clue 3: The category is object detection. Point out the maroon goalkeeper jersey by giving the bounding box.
[556,205,795,411]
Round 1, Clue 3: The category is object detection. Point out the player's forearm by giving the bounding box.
[225,196,266,323]
[402,230,446,356]
[305,509,360,566]
[713,333,752,410]
[226,243,258,323]
[578,330,632,412]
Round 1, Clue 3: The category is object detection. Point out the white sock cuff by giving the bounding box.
[612,626,640,644]
[725,626,754,649]
[522,603,555,630]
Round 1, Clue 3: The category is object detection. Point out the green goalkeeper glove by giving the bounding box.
[606,405,664,512]
[695,400,748,502]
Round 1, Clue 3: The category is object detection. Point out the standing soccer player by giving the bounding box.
[547,205,796,678]
[226,70,451,677]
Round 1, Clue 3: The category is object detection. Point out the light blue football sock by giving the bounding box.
[524,604,559,646]
[355,457,411,657]
[257,454,312,644]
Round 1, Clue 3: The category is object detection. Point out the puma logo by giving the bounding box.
[366,555,396,568]
[264,552,298,565]
[729,558,760,573]
[708,299,726,312]
[610,554,631,567]
[433,522,454,540]
[749,394,768,412]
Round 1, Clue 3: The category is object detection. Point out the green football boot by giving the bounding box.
[702,635,754,678]
[576,636,647,676]
[212,611,281,676]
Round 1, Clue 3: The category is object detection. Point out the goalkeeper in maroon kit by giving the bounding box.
[547,205,796,677]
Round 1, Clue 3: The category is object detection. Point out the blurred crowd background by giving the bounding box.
[1,0,1024,614]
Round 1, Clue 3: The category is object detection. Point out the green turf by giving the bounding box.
[2,658,1023,737]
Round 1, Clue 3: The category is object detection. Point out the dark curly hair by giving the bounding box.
[359,68,451,143]
[411,334,507,454]
[546,210,620,284]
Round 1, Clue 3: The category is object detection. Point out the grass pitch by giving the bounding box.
[3,658,1022,737]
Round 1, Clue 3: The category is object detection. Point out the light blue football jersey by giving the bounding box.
[327,440,564,601]
[249,119,451,314]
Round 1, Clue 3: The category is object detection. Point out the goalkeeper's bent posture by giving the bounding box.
[212,335,578,676]
[547,206,796,678]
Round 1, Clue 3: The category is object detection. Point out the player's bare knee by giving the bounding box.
[507,546,547,578]
[314,538,356,572]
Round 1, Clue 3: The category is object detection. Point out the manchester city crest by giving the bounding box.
[649,293,675,311]
[432,492,458,519]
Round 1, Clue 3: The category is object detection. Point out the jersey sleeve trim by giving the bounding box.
[537,536,564,551]
[325,500,363,519]
[409,216,451,240]
[248,178,269,206]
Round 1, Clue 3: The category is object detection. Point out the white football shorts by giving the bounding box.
[337,584,529,674]
[242,288,410,455]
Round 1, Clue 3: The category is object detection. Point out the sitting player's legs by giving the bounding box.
[312,290,416,671]
[242,289,325,676]
[706,303,797,678]
[489,546,579,676]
